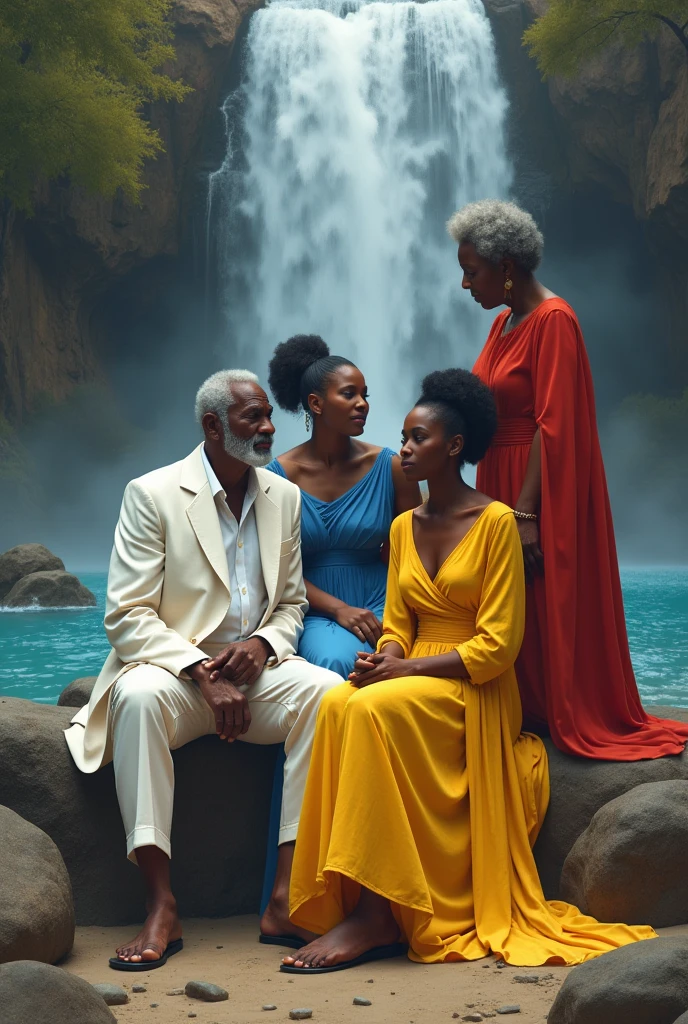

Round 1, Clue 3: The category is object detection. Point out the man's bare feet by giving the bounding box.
[260,894,318,944]
[282,894,399,970]
[115,898,182,963]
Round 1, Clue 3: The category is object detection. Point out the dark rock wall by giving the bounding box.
[0,0,263,429]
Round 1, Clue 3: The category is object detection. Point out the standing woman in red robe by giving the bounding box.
[449,198,688,760]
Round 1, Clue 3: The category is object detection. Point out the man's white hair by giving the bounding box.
[447,199,544,273]
[194,369,260,426]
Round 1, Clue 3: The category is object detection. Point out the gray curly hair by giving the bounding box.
[446,199,544,273]
[194,369,260,425]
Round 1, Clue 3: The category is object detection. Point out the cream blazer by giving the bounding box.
[65,444,307,773]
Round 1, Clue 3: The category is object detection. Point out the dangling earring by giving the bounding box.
[504,278,513,302]
[304,410,312,432]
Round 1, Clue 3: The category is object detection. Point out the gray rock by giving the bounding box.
[673,1015,688,1023]
[548,937,688,1024]
[151,1002,159,1007]
[560,780,688,927]
[185,980,229,1002]
[188,1015,197,1020]
[513,974,540,984]
[57,676,97,708]
[262,1005,278,1011]
[4,570,96,608]
[0,544,64,601]
[0,805,74,964]
[0,960,116,1023]
[92,982,129,1005]
[0,696,278,925]
[496,1009,520,1016]
[353,996,372,1005]
[289,1012,313,1021]
[534,734,688,899]
[132,983,146,993]
[167,988,185,995]
[463,1015,483,1022]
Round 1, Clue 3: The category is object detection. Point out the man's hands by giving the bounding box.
[186,637,272,742]
[206,636,272,687]
[334,605,383,647]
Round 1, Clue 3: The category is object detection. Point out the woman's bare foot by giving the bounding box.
[261,895,318,944]
[260,895,318,944]
[260,840,317,944]
[115,897,182,963]
[282,893,399,970]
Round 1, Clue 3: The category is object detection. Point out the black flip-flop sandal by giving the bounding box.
[109,937,184,971]
[259,934,306,950]
[279,941,407,974]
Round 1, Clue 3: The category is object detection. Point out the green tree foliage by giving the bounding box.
[524,1,688,78]
[0,0,190,211]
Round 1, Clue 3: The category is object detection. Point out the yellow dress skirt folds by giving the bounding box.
[289,503,655,965]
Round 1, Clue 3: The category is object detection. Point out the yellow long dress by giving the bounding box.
[289,503,656,965]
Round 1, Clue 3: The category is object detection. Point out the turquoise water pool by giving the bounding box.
[0,569,687,707]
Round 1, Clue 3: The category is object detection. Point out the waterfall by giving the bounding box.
[208,0,511,448]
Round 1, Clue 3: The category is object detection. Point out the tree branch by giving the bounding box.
[650,12,688,53]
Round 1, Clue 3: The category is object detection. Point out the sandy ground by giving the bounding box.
[63,915,565,1024]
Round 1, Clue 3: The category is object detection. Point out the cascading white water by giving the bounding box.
[208,0,511,448]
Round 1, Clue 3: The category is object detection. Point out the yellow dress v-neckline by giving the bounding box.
[410,504,495,586]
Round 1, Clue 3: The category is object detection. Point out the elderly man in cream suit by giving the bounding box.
[65,369,341,970]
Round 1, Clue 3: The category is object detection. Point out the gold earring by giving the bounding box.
[304,410,312,432]
[504,278,513,301]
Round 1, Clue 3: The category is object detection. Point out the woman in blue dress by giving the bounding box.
[259,334,420,939]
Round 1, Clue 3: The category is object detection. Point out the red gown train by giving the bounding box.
[473,297,688,760]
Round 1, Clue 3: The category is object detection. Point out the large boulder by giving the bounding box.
[0,696,277,925]
[547,937,688,1024]
[534,722,688,899]
[0,960,116,1024]
[0,806,74,965]
[0,544,64,601]
[57,677,98,708]
[560,780,688,928]
[3,571,96,609]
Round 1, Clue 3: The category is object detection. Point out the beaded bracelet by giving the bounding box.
[513,510,538,521]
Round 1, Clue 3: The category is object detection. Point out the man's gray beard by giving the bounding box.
[222,419,273,467]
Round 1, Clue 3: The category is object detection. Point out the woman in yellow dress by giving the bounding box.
[282,369,655,973]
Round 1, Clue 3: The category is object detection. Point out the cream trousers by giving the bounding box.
[109,651,341,861]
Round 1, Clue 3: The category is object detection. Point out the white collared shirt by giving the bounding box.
[201,447,268,645]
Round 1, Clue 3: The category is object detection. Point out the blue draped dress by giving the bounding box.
[260,447,396,909]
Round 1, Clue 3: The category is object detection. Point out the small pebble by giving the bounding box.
[150,1003,159,1008]
[452,1015,460,1020]
[496,1008,521,1016]
[513,974,540,984]
[467,1005,476,1009]
[367,979,374,983]
[92,984,129,1006]
[463,1015,483,1023]
[216,945,223,949]
[167,989,185,996]
[496,961,508,969]
[482,964,492,969]
[189,1015,197,1020]
[289,1011,313,1021]
[353,997,372,1006]
[263,1006,278,1012]
[483,1015,496,1019]
[132,984,147,993]
[185,980,229,1003]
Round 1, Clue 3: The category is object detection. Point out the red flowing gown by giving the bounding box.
[473,297,688,760]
